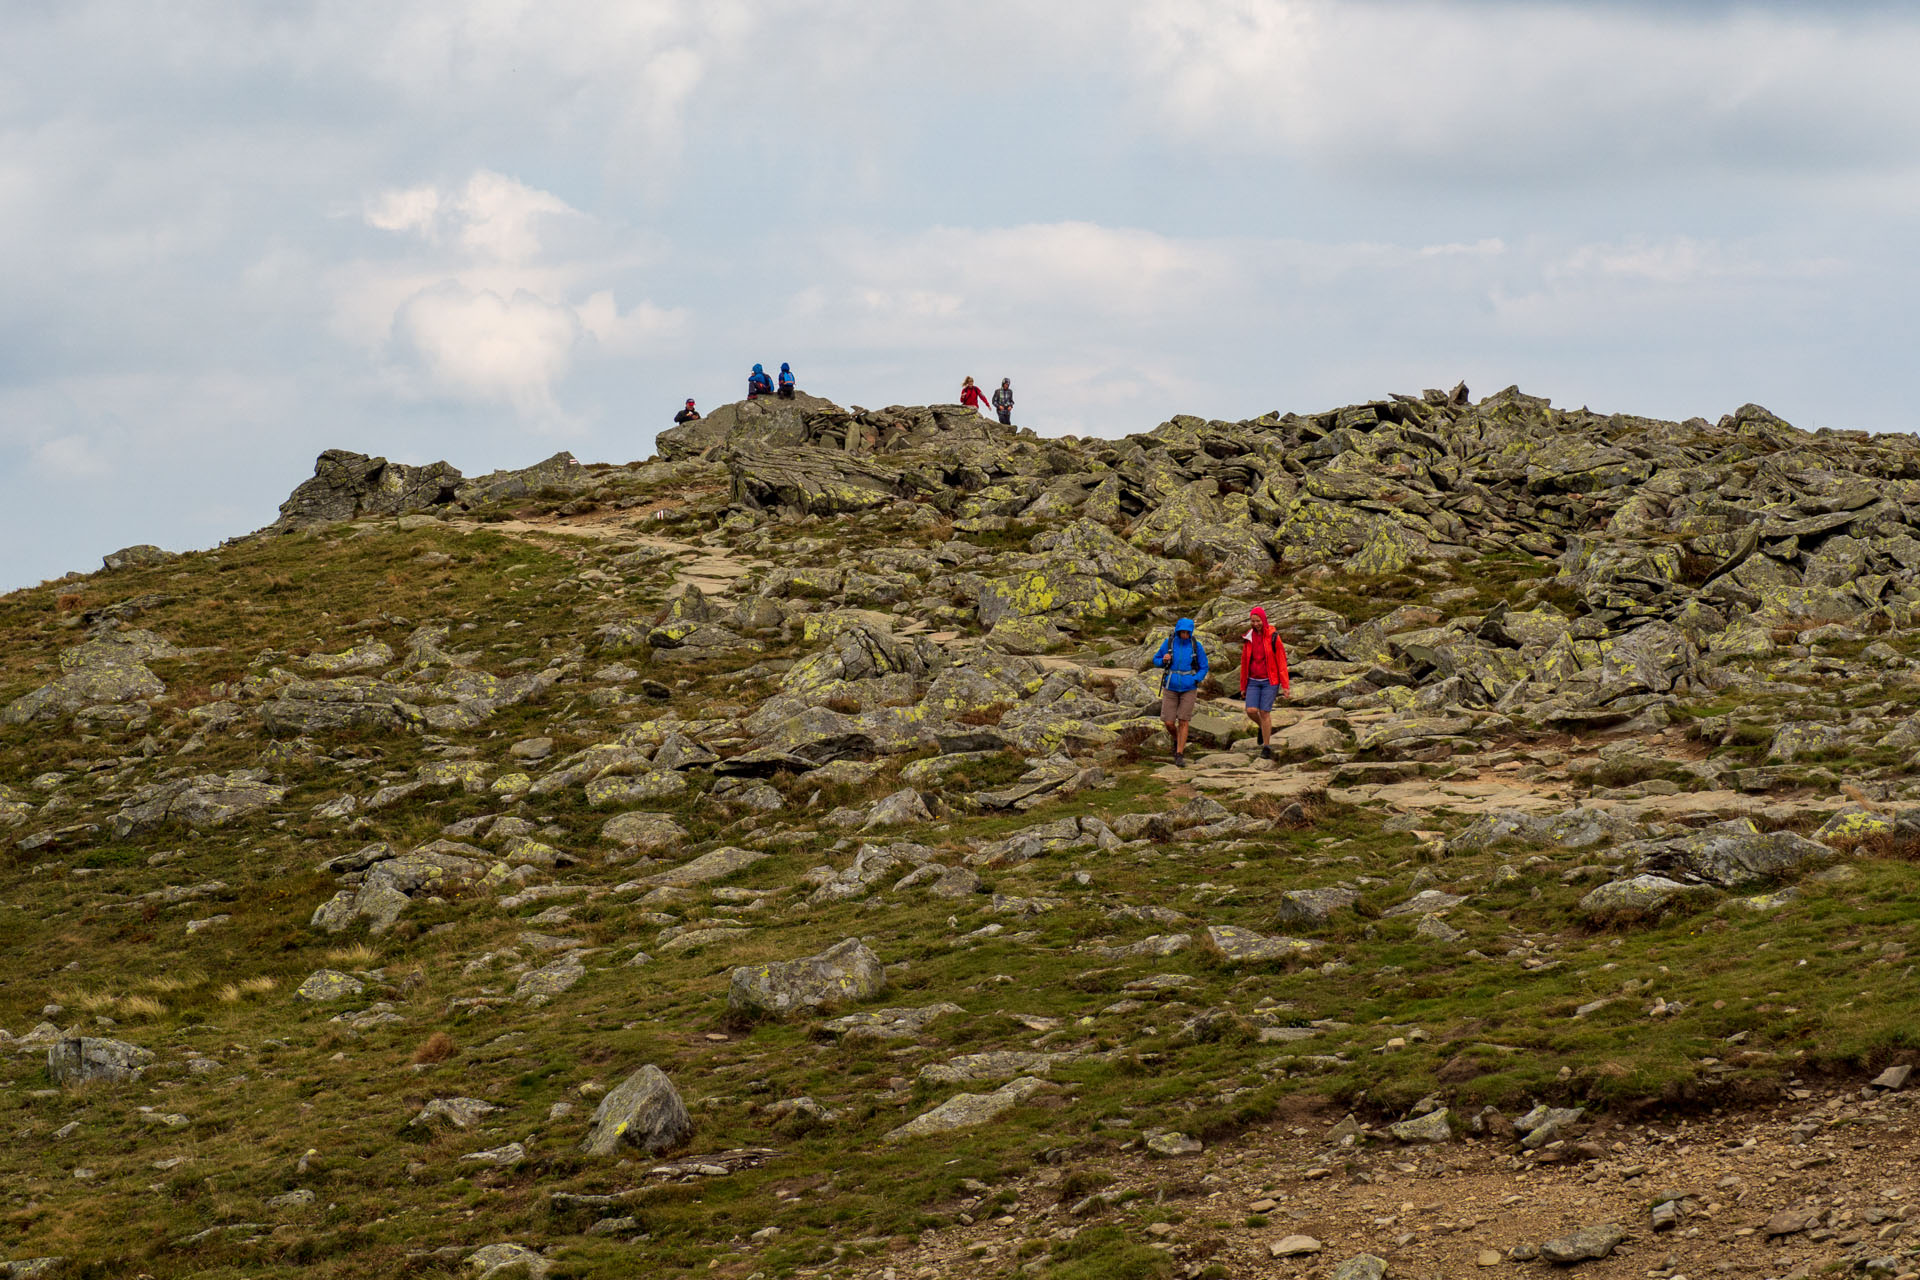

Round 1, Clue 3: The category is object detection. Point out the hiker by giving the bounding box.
[960,376,990,414]
[991,377,1014,425]
[1239,606,1290,759]
[1153,618,1209,768]
[673,399,700,424]
[777,362,796,399]
[747,363,774,398]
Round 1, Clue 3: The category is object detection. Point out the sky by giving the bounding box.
[5,0,1919,591]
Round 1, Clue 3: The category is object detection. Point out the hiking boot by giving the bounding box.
[1260,743,1272,760]
[1174,752,1186,768]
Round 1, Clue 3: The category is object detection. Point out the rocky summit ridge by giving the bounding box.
[3,385,1920,1279]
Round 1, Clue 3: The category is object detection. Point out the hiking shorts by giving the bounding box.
[1160,689,1197,722]
[1244,679,1279,713]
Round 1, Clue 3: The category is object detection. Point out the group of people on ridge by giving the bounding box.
[961,376,1016,424]
[674,369,1018,426]
[747,362,797,400]
[1152,607,1290,768]
[671,363,799,424]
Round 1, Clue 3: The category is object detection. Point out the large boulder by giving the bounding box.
[110,771,285,837]
[269,449,463,530]
[883,1077,1054,1143]
[579,1065,693,1156]
[1579,875,1717,924]
[47,1037,153,1086]
[727,938,886,1020]
[2,632,175,725]
[655,392,837,460]
[1641,826,1836,889]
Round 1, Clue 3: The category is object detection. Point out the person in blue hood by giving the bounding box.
[747,364,774,399]
[1153,617,1209,767]
[777,362,796,399]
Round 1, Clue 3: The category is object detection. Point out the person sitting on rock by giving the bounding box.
[1240,605,1290,760]
[960,376,990,414]
[1153,618,1209,768]
[991,378,1014,425]
[673,399,701,424]
[777,362,796,399]
[747,364,774,399]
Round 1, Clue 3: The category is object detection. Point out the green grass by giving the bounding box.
[2,509,1919,1277]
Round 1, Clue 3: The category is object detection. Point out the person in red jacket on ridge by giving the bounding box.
[960,376,990,413]
[1239,605,1290,760]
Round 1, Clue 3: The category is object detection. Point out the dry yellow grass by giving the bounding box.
[117,995,165,1020]
[216,976,277,1004]
[325,943,379,967]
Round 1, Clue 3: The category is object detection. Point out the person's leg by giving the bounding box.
[1163,719,1178,753]
[1256,707,1273,750]
[1175,719,1189,763]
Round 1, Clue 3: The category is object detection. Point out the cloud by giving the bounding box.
[390,283,584,417]
[1124,0,1920,184]
[345,170,683,421]
[32,434,107,479]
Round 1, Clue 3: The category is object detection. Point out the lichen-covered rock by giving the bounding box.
[47,1037,153,1086]
[102,544,175,571]
[864,788,932,829]
[1272,887,1360,927]
[882,1076,1054,1142]
[298,640,396,673]
[1204,924,1314,964]
[1642,826,1835,888]
[111,771,285,837]
[632,847,766,888]
[410,1097,500,1129]
[727,938,885,1020]
[294,970,366,1002]
[583,769,688,807]
[1579,875,1716,924]
[1539,1223,1626,1264]
[1388,1108,1452,1143]
[579,1064,693,1156]
[3,632,172,725]
[822,1003,966,1041]
[268,448,463,530]
[599,811,689,852]
[1766,720,1847,763]
[1813,807,1896,845]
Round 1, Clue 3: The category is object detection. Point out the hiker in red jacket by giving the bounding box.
[1239,606,1290,759]
[960,376,990,413]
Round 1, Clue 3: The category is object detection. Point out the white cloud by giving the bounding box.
[33,434,107,479]
[345,170,683,421]
[1124,0,1920,182]
[391,283,584,417]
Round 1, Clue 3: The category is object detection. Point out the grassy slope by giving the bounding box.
[0,512,1915,1278]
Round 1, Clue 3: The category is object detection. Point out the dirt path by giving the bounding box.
[445,515,762,598]
[849,1077,1920,1280]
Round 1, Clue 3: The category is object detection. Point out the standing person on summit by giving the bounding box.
[777,362,796,399]
[747,364,774,399]
[991,378,1014,425]
[1239,606,1290,759]
[960,376,990,415]
[1153,618,1209,768]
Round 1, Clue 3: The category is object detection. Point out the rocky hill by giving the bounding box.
[2,385,1919,1279]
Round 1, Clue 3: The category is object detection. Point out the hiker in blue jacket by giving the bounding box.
[777,362,796,399]
[747,364,774,398]
[1153,618,1209,768]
